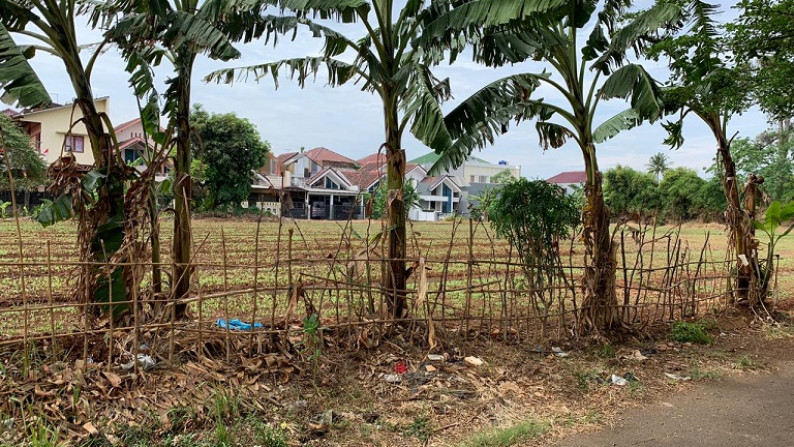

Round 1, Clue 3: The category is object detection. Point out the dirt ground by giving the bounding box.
[552,342,794,447]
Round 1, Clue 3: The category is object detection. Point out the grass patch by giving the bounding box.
[689,366,724,381]
[736,356,757,370]
[671,321,713,344]
[462,420,548,447]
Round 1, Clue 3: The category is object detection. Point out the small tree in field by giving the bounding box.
[192,107,270,210]
[488,178,579,337]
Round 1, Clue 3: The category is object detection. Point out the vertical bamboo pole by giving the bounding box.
[249,216,263,355]
[46,241,56,352]
[221,228,231,361]
[464,219,474,336]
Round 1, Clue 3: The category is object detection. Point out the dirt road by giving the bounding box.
[554,361,794,447]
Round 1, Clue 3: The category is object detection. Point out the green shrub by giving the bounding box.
[671,321,713,344]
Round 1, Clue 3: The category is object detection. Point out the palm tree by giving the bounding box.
[647,152,670,183]
[96,0,273,313]
[424,0,687,330]
[206,0,545,317]
[0,0,128,312]
[647,1,759,302]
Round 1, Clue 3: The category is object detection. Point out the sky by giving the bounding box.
[10,0,773,180]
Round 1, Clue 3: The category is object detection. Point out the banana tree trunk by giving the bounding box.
[74,92,127,317]
[172,60,194,317]
[712,122,753,302]
[384,94,407,318]
[580,143,619,330]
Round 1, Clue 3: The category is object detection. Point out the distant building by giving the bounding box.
[409,152,521,186]
[9,97,110,167]
[546,171,587,194]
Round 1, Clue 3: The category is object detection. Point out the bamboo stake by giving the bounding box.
[46,241,56,353]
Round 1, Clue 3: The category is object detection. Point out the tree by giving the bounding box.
[604,165,661,216]
[0,114,46,194]
[728,0,794,121]
[1,0,128,312]
[426,0,684,330]
[99,0,273,312]
[207,0,488,317]
[646,152,671,182]
[732,128,794,203]
[648,0,759,301]
[658,167,706,221]
[487,178,579,336]
[192,106,270,210]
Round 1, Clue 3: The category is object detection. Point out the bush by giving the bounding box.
[604,165,661,216]
[671,321,713,344]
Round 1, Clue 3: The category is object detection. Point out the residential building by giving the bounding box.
[9,97,110,167]
[546,171,586,194]
[409,152,521,186]
[113,117,171,180]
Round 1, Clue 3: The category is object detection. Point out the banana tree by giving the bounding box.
[646,0,758,302]
[0,0,128,313]
[424,0,686,330]
[96,0,274,314]
[207,0,459,317]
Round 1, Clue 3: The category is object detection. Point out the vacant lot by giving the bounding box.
[0,218,791,342]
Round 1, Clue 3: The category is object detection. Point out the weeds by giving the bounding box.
[736,356,756,369]
[403,415,431,442]
[671,321,713,344]
[597,343,615,358]
[463,420,548,447]
[689,366,724,380]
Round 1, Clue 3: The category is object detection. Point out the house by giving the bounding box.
[112,117,171,180]
[9,97,110,167]
[410,152,521,186]
[247,147,364,219]
[413,175,463,221]
[546,171,586,194]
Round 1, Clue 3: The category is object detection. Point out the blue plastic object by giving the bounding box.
[216,318,264,331]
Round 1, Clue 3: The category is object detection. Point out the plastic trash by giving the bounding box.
[216,318,264,331]
[664,373,691,381]
[427,354,444,362]
[121,354,156,371]
[383,373,402,383]
[552,347,569,358]
[611,374,628,386]
[464,356,484,366]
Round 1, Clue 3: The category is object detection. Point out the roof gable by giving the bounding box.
[546,171,587,184]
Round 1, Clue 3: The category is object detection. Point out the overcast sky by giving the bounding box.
[11,0,772,180]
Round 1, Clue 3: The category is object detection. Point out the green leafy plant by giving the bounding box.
[671,321,713,345]
[753,200,794,302]
[0,201,10,219]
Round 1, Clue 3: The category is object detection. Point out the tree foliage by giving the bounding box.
[728,0,794,121]
[0,114,46,191]
[658,167,706,221]
[604,165,660,216]
[192,106,270,210]
[488,178,579,268]
[646,152,671,183]
[732,127,794,203]
[370,181,419,220]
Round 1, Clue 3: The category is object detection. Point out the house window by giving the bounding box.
[125,149,141,164]
[65,135,84,153]
[470,175,475,183]
[325,177,340,190]
[33,134,41,153]
[479,175,487,183]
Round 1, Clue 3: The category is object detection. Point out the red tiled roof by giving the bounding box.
[303,147,358,166]
[357,152,385,166]
[346,164,384,189]
[277,152,298,165]
[546,171,587,184]
[113,117,141,134]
